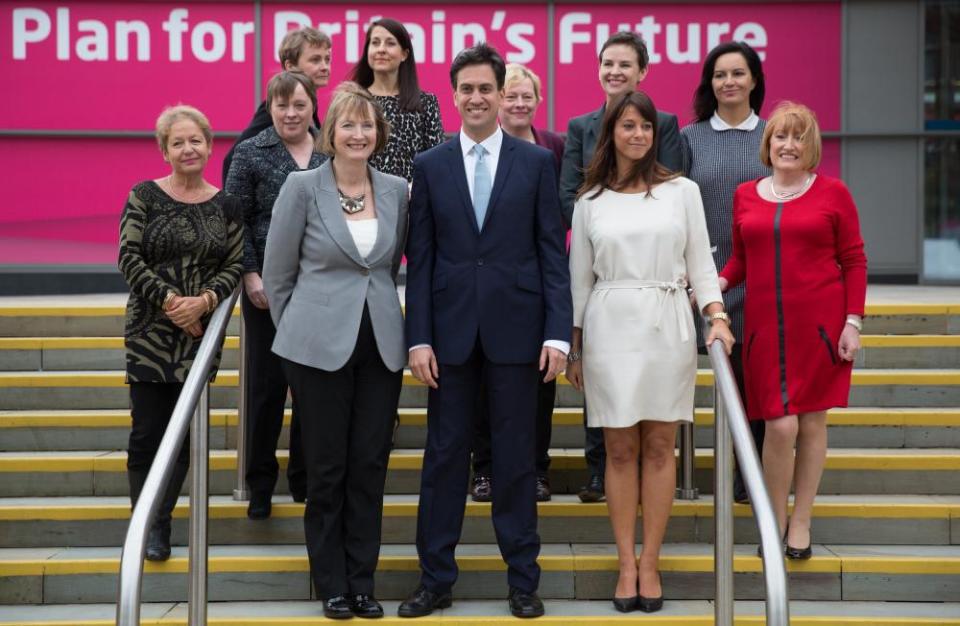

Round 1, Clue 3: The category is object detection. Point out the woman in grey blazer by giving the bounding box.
[262,82,409,620]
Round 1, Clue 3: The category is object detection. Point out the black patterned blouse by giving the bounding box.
[370,92,445,181]
[119,181,243,383]
[225,126,327,274]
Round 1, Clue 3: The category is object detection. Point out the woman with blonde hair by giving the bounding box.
[720,101,867,559]
[263,82,409,619]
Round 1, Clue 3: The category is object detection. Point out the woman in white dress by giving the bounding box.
[566,91,734,613]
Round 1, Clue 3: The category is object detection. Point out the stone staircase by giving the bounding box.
[0,293,958,625]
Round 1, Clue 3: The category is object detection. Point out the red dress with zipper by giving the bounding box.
[720,175,867,421]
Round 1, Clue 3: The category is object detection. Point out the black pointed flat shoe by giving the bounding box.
[785,544,812,560]
[637,572,663,613]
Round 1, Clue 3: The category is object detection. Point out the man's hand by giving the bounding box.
[243,273,269,309]
[539,346,566,383]
[409,346,439,389]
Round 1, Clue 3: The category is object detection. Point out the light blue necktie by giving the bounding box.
[471,144,491,229]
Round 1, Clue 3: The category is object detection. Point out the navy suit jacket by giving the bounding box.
[558,105,682,227]
[405,132,573,365]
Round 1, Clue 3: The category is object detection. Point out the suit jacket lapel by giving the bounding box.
[481,133,516,231]
[314,162,367,267]
[584,105,604,165]
[365,167,398,267]
[445,137,480,236]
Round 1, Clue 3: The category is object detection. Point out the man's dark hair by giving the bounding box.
[449,42,507,90]
[599,31,649,71]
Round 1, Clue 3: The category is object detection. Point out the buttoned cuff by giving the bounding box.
[543,340,570,355]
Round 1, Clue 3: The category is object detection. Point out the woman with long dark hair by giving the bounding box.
[350,18,445,181]
[566,91,733,613]
[681,41,769,503]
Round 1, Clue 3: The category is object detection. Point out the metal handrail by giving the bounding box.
[708,340,790,626]
[233,312,249,501]
[116,289,240,626]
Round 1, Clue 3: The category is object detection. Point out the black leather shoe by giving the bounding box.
[470,475,492,503]
[397,586,452,617]
[350,593,384,618]
[785,544,812,560]
[535,476,552,502]
[247,492,272,520]
[323,595,354,619]
[508,588,544,618]
[145,522,171,561]
[637,573,663,613]
[289,489,307,504]
[577,474,605,503]
[612,596,638,612]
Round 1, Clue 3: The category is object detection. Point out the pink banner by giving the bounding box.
[0,1,842,266]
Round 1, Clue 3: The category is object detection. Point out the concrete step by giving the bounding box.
[3,368,960,410]
[2,543,958,604]
[2,299,957,336]
[2,407,958,452]
[1,448,957,498]
[5,334,960,371]
[1,494,956,549]
[2,600,958,625]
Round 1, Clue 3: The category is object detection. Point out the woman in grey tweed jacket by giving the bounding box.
[681,41,769,503]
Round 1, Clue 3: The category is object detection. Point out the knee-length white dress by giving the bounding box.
[569,177,723,427]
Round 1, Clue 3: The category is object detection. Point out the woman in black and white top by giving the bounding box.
[350,18,445,182]
[681,41,769,503]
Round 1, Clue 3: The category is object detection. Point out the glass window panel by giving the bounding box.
[925,1,960,127]
[923,138,960,280]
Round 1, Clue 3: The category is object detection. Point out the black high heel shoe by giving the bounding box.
[785,525,812,560]
[637,572,663,613]
[612,574,638,612]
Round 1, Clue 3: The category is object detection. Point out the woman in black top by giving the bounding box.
[350,18,445,181]
[225,71,327,519]
[119,104,243,561]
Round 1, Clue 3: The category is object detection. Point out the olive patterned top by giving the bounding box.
[118,181,243,383]
[370,92,445,182]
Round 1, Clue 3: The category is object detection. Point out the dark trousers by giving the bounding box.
[242,291,306,497]
[127,382,189,526]
[281,306,402,600]
[416,338,541,594]
[472,379,554,478]
[582,345,764,478]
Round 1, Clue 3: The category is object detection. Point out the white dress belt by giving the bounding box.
[592,278,691,342]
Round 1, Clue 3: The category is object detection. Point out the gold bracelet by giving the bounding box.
[162,290,177,310]
[203,290,218,313]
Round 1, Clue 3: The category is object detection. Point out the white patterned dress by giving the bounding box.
[569,177,723,426]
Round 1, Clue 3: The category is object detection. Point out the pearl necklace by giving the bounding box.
[770,174,814,200]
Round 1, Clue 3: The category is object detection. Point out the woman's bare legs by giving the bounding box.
[762,415,799,537]
[637,421,679,598]
[603,426,641,598]
[787,411,827,548]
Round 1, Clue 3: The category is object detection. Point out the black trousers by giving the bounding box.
[416,338,541,594]
[472,378,554,478]
[127,382,189,525]
[281,306,402,600]
[242,291,306,497]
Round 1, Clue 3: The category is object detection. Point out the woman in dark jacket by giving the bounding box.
[225,71,327,519]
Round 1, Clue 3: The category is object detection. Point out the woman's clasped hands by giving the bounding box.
[164,294,207,338]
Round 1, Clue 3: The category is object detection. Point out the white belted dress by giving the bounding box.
[570,177,723,427]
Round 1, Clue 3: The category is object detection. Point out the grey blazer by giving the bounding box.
[262,161,409,372]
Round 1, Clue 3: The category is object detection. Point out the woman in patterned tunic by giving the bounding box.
[119,105,243,561]
[681,41,769,504]
[225,71,327,519]
[350,18,445,181]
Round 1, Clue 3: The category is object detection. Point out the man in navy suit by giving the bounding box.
[399,43,572,619]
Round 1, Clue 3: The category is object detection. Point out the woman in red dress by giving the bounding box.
[719,102,867,559]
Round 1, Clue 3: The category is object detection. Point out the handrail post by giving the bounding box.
[233,312,249,501]
[676,423,698,500]
[188,383,210,626]
[714,380,734,626]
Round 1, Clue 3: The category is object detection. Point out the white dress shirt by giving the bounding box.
[345,218,378,259]
[409,125,569,356]
[710,110,760,131]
